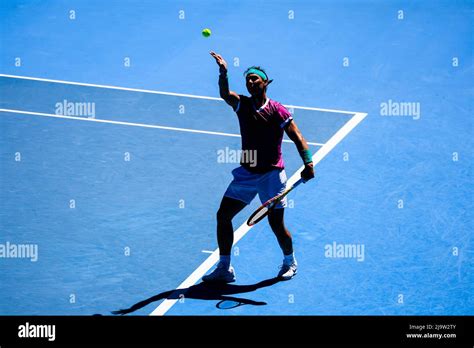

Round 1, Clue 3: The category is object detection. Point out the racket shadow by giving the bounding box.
[111,277,282,315]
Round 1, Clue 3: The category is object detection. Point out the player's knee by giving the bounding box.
[268,209,284,228]
[216,208,232,223]
[268,220,283,233]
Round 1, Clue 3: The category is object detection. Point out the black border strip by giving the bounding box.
[0,315,472,346]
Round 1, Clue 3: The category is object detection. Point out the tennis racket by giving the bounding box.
[246,178,305,226]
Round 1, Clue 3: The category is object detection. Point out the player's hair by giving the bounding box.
[244,66,274,87]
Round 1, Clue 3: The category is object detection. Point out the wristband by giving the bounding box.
[300,149,313,164]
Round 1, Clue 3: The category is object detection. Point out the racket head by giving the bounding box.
[246,178,305,226]
[246,204,270,226]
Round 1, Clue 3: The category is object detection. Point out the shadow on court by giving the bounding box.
[111,277,282,315]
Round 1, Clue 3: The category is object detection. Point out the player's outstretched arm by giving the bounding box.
[210,51,240,110]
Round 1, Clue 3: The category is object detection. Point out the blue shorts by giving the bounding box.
[224,166,288,208]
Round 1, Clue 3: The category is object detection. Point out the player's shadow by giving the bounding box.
[111,277,281,315]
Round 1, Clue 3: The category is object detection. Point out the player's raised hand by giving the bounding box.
[210,51,228,74]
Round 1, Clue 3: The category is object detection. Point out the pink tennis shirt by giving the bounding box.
[234,95,293,173]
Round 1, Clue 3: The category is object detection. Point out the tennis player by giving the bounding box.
[203,51,315,283]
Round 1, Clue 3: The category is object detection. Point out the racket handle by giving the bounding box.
[291,177,305,188]
[281,178,303,197]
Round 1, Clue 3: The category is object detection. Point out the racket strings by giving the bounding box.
[248,206,269,225]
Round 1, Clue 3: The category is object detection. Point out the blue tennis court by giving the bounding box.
[0,0,472,318]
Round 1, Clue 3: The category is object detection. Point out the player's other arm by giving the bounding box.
[210,51,240,110]
[285,121,315,181]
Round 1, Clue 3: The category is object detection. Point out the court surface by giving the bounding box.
[0,0,472,316]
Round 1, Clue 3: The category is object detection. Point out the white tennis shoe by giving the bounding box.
[277,262,297,280]
[202,263,236,283]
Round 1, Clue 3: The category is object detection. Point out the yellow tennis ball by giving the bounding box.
[202,28,211,38]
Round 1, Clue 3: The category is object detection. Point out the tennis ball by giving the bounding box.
[202,28,211,38]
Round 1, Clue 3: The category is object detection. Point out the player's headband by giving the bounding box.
[245,68,268,81]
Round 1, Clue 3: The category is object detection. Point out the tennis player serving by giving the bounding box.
[203,51,315,283]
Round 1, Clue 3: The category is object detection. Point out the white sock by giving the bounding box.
[219,255,231,268]
[283,252,297,266]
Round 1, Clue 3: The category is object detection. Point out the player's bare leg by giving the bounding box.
[202,197,246,283]
[268,208,297,280]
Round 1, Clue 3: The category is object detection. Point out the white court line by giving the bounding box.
[0,108,324,146]
[0,74,361,115]
[150,111,368,316]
